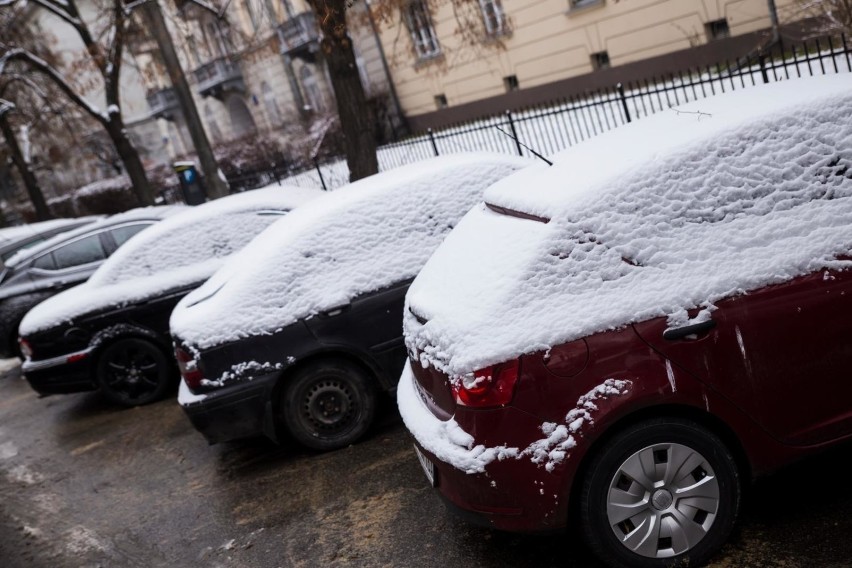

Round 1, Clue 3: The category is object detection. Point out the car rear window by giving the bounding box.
[53,235,107,269]
[110,223,152,247]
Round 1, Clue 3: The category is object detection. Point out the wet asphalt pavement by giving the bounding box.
[1,359,851,568]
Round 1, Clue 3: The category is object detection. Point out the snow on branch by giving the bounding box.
[0,48,108,123]
[0,98,15,116]
[25,0,83,26]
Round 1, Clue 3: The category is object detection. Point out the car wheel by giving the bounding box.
[579,418,740,568]
[96,338,172,407]
[281,359,377,451]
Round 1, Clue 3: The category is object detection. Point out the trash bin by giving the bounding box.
[173,161,207,205]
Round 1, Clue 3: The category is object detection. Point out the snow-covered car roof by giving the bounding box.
[0,217,98,246]
[20,187,321,335]
[404,74,852,377]
[5,206,183,268]
[170,153,533,350]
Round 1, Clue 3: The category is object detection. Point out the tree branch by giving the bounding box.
[0,48,108,123]
[27,0,83,27]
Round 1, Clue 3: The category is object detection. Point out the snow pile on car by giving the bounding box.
[170,154,532,350]
[404,74,852,378]
[20,187,320,335]
[0,218,94,246]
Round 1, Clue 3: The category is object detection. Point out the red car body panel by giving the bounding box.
[409,266,852,532]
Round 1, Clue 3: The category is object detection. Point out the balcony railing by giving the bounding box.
[146,87,179,120]
[193,57,245,99]
[277,12,320,57]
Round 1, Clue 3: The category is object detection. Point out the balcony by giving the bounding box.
[277,12,320,61]
[146,87,179,121]
[193,57,245,100]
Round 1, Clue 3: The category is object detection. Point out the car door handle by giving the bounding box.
[663,319,716,341]
[50,280,69,289]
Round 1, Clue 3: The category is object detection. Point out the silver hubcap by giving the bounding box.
[606,442,720,559]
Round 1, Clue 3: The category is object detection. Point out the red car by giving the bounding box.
[398,74,852,568]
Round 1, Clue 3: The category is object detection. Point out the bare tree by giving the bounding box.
[796,0,852,34]
[0,0,155,206]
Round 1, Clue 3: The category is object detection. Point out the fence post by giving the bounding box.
[427,128,439,156]
[617,83,632,123]
[506,111,524,156]
[759,53,769,84]
[313,157,327,191]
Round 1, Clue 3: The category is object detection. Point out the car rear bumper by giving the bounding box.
[397,362,572,533]
[22,348,96,395]
[179,374,279,444]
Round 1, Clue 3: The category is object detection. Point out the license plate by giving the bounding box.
[414,444,436,487]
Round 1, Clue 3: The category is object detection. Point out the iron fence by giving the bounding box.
[246,34,852,191]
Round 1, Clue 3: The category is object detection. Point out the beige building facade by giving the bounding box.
[375,0,805,126]
[134,0,397,167]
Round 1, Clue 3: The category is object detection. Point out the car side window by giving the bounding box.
[52,234,107,270]
[110,223,151,247]
[32,252,56,270]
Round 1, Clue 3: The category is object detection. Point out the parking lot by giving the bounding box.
[1,359,851,568]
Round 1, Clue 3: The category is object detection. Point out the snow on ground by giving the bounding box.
[20,186,321,336]
[404,75,852,379]
[171,154,532,351]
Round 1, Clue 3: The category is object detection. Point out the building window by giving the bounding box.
[405,1,441,60]
[503,74,519,92]
[705,18,730,41]
[204,105,223,144]
[590,50,610,70]
[261,82,282,125]
[568,0,603,12]
[299,65,326,113]
[435,94,448,109]
[479,0,507,36]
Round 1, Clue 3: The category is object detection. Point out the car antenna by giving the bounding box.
[494,126,554,166]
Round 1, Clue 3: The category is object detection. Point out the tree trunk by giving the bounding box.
[308,0,379,182]
[106,118,154,206]
[141,0,229,199]
[0,113,53,220]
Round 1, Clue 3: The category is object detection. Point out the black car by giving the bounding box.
[0,209,174,358]
[172,155,531,450]
[19,188,320,406]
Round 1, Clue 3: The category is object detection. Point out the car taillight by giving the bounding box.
[18,338,32,360]
[175,345,203,390]
[453,359,521,408]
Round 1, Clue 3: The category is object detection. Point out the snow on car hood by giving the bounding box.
[20,186,321,335]
[404,75,852,377]
[170,154,532,350]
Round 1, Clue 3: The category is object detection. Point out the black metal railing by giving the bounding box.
[262,34,852,190]
[277,12,319,54]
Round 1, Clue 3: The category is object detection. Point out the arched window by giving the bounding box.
[226,95,258,138]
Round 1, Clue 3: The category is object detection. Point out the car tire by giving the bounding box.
[579,418,740,568]
[281,359,377,451]
[96,338,173,407]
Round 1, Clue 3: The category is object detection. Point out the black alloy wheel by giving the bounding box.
[96,338,172,407]
[282,359,377,451]
[579,418,741,568]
